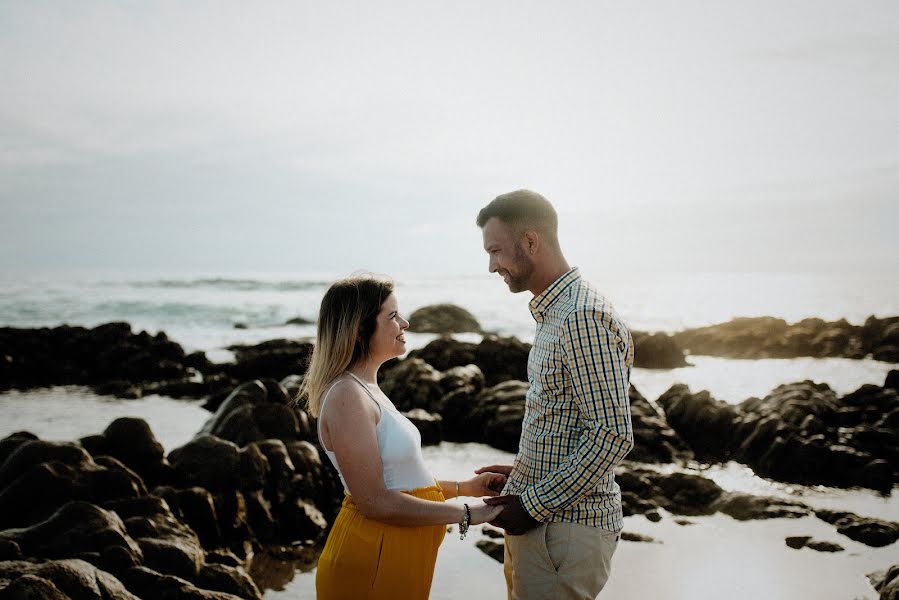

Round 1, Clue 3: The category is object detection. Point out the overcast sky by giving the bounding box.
[1,1,897,277]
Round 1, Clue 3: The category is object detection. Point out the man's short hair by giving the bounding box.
[476,189,559,245]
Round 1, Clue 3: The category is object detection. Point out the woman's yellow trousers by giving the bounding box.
[316,485,447,599]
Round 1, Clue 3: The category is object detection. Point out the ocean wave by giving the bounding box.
[122,278,331,292]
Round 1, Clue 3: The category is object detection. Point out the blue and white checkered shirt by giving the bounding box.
[503,267,634,531]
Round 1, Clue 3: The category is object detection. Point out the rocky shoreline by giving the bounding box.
[1,317,898,598]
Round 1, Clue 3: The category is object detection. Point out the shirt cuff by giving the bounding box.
[518,487,552,522]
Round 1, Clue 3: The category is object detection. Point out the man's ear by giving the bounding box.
[523,229,540,255]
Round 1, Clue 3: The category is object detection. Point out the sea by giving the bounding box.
[1,269,897,599]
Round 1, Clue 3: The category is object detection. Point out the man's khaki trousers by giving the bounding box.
[503,522,619,600]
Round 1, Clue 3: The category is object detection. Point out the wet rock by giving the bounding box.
[806,540,844,552]
[168,435,243,491]
[403,409,443,446]
[243,491,276,543]
[481,525,504,539]
[254,440,296,505]
[118,565,245,600]
[785,535,810,549]
[0,558,139,599]
[870,564,899,600]
[0,453,144,530]
[632,332,689,369]
[0,571,71,599]
[79,417,172,488]
[285,316,314,325]
[621,532,659,543]
[644,510,662,522]
[155,486,223,549]
[274,498,327,545]
[409,336,478,372]
[407,304,482,334]
[711,493,809,521]
[656,385,737,460]
[785,536,843,552]
[0,539,22,561]
[655,472,724,515]
[816,510,899,547]
[0,501,142,566]
[475,539,504,563]
[197,562,263,600]
[0,432,39,468]
[222,339,313,382]
[0,322,192,392]
[201,381,268,435]
[408,335,530,387]
[627,386,692,464]
[0,440,93,490]
[113,496,205,582]
[379,359,444,412]
[671,316,891,360]
[205,549,243,568]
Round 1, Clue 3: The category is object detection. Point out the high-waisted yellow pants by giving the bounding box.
[316,485,447,600]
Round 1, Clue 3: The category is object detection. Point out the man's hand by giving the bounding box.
[474,464,513,493]
[483,494,539,536]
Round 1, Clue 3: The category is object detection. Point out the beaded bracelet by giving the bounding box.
[459,503,471,540]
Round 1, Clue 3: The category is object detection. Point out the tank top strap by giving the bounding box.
[318,373,386,452]
[345,372,390,413]
[317,378,345,452]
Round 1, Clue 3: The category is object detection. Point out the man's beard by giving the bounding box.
[504,246,534,293]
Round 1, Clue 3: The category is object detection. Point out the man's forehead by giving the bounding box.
[483,217,510,239]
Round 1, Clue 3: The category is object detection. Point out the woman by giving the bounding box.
[298,274,505,600]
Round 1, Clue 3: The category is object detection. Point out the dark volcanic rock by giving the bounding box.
[711,493,809,521]
[785,536,843,552]
[0,322,190,392]
[0,445,145,530]
[0,558,139,600]
[632,331,689,369]
[119,565,245,600]
[403,409,443,446]
[168,435,247,491]
[379,359,444,412]
[627,387,692,464]
[198,562,263,600]
[656,385,738,460]
[409,335,529,387]
[475,539,504,563]
[407,304,483,334]
[672,315,899,361]
[221,339,313,382]
[0,501,143,565]
[870,564,899,600]
[816,510,899,548]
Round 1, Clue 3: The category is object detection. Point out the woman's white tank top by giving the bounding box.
[318,372,435,493]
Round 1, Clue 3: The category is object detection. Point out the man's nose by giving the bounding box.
[488,256,497,273]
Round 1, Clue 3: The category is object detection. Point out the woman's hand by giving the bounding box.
[468,501,504,526]
[463,471,507,497]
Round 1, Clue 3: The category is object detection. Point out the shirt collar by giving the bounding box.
[528,267,580,322]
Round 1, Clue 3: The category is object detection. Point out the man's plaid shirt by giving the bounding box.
[503,267,634,531]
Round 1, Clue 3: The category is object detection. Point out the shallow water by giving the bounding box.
[0,386,209,451]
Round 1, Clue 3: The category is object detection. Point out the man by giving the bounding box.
[475,189,634,600]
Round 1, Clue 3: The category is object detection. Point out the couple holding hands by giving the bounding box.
[298,190,635,599]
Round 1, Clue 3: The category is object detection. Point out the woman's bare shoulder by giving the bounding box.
[322,377,377,419]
